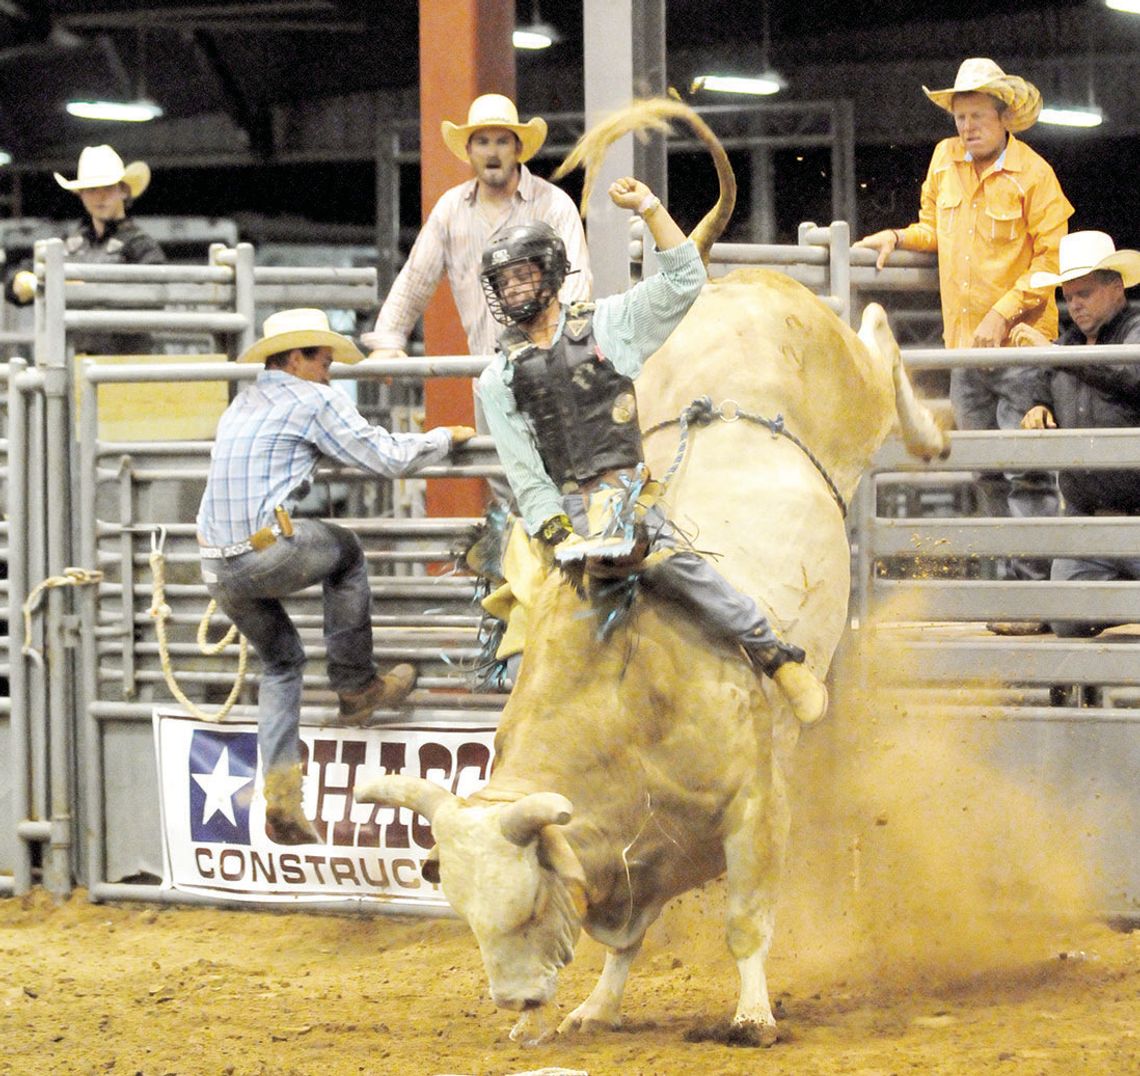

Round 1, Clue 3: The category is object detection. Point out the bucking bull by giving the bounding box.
[355,98,948,1046]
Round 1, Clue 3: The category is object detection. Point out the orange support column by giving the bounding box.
[418,0,515,519]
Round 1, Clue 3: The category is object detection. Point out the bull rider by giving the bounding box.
[476,178,828,725]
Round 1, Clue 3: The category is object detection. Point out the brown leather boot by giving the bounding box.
[337,663,417,722]
[263,764,321,845]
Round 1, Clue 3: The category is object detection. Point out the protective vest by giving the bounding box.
[504,304,644,488]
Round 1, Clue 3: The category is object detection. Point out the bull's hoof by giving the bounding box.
[684,1017,779,1047]
[558,1007,622,1036]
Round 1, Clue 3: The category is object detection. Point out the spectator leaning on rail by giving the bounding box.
[196,308,475,846]
[4,144,165,355]
[476,177,829,727]
[854,58,1074,633]
[1011,231,1140,639]
[361,93,591,503]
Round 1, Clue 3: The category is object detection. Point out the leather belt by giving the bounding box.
[199,522,284,560]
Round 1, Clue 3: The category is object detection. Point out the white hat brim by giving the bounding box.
[1031,250,1140,290]
[238,328,365,365]
[54,160,151,199]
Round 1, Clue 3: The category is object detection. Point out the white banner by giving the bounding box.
[153,709,496,906]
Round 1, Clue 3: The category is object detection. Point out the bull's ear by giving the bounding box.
[422,845,441,885]
[538,827,589,919]
[499,792,573,846]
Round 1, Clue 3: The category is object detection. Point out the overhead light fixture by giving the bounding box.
[514,0,558,50]
[1038,105,1104,128]
[513,26,555,49]
[691,72,786,96]
[0,151,11,167]
[66,99,164,123]
[693,0,784,96]
[1106,0,1140,13]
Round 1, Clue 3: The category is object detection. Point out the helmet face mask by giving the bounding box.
[481,222,568,326]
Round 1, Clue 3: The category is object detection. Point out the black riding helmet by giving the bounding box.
[480,221,569,325]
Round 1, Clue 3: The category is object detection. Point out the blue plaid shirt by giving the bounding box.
[197,369,451,545]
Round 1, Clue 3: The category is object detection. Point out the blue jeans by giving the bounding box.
[562,496,800,673]
[1049,552,1140,638]
[950,365,1058,581]
[200,520,377,772]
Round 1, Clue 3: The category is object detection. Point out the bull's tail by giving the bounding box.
[552,97,736,265]
[858,303,950,463]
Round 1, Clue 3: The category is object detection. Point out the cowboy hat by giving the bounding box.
[923,57,1042,133]
[441,93,547,163]
[1030,231,1140,289]
[54,144,151,198]
[238,308,365,365]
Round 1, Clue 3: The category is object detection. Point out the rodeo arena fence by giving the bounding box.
[0,223,1136,925]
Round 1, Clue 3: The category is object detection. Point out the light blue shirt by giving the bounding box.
[197,369,451,545]
[477,239,707,533]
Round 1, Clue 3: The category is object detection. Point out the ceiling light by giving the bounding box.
[692,72,786,96]
[514,0,558,50]
[513,25,556,49]
[1038,105,1104,128]
[1106,0,1140,13]
[0,151,11,167]
[66,99,164,123]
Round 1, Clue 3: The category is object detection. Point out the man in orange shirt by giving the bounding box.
[856,58,1074,632]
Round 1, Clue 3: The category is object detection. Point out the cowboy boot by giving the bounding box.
[743,632,829,725]
[772,661,829,725]
[263,764,321,845]
[337,663,417,722]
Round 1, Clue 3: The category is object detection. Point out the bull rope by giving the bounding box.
[147,527,249,723]
[644,395,847,518]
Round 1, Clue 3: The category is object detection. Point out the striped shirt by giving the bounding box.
[477,240,706,533]
[362,165,592,357]
[197,369,451,546]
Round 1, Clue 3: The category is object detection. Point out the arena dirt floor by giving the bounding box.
[2,678,1138,1076]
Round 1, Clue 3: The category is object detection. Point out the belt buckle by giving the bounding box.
[249,526,278,552]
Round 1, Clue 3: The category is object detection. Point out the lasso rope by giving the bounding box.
[148,529,248,723]
[22,567,105,667]
[644,395,848,518]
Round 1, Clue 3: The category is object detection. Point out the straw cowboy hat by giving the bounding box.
[923,57,1042,133]
[54,144,151,198]
[1030,231,1140,289]
[238,308,365,365]
[441,93,547,163]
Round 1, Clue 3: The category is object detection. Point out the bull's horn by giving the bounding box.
[353,774,455,824]
[499,792,574,847]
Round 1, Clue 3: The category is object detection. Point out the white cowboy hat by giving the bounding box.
[1030,231,1140,289]
[923,57,1042,133]
[54,144,151,198]
[238,308,365,365]
[441,93,547,163]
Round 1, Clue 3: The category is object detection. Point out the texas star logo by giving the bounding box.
[188,729,258,844]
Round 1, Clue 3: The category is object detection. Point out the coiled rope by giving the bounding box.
[147,528,248,723]
[22,567,105,667]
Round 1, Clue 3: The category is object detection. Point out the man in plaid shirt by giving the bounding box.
[198,308,474,845]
